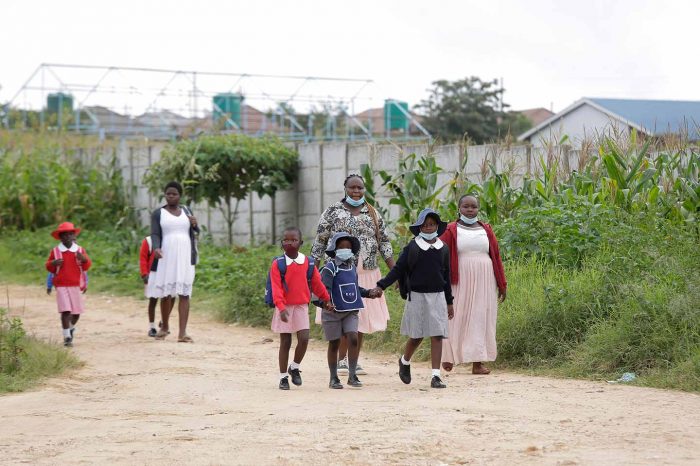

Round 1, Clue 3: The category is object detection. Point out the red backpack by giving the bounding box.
[53,245,88,293]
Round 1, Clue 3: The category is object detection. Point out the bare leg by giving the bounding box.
[70,314,80,326]
[147,298,158,323]
[293,329,310,364]
[279,333,292,373]
[430,337,443,370]
[177,295,190,339]
[403,337,423,362]
[337,335,348,361]
[160,296,174,332]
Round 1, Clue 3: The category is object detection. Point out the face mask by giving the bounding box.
[460,214,478,225]
[335,249,354,261]
[345,195,366,207]
[419,231,438,241]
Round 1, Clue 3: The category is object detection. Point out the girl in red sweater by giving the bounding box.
[139,236,159,337]
[270,227,334,390]
[45,222,92,347]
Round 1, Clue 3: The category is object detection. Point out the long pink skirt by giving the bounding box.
[442,253,498,364]
[314,261,390,334]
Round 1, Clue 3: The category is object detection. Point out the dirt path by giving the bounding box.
[0,284,698,465]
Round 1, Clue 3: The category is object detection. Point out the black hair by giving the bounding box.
[282,226,303,240]
[343,173,365,186]
[164,181,183,195]
[458,193,479,206]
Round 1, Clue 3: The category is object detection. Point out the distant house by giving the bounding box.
[518,98,700,145]
[516,107,555,127]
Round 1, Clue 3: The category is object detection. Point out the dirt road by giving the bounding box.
[0,284,698,465]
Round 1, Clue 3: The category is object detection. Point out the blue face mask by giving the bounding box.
[345,195,365,207]
[419,231,438,241]
[335,249,354,261]
[460,214,478,225]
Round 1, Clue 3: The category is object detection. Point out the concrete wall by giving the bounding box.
[115,140,585,244]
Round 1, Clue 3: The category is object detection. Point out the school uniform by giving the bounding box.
[377,237,453,338]
[46,243,92,314]
[270,253,330,334]
[319,257,372,341]
[139,236,155,297]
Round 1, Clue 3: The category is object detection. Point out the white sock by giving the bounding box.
[290,362,300,370]
[280,373,288,380]
[63,328,71,338]
[149,322,157,330]
[401,355,410,365]
[432,369,441,378]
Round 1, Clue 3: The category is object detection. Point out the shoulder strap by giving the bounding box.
[367,204,382,244]
[306,258,315,283]
[53,246,62,274]
[182,205,192,216]
[276,256,287,279]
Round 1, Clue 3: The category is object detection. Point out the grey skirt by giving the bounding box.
[400,291,449,338]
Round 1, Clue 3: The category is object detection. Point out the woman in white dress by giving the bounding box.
[148,181,199,342]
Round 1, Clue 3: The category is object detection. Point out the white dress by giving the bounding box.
[146,208,196,298]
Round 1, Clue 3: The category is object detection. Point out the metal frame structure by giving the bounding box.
[2,63,431,142]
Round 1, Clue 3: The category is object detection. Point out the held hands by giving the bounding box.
[322,301,336,313]
[153,248,163,259]
[447,304,454,320]
[368,287,383,298]
[280,310,289,323]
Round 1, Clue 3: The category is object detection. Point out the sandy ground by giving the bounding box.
[0,284,698,465]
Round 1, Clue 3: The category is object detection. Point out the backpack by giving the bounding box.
[53,245,88,293]
[398,240,449,300]
[264,256,315,308]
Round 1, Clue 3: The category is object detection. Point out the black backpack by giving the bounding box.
[399,240,450,300]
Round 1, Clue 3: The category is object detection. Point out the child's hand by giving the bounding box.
[447,304,454,320]
[52,258,64,267]
[153,248,163,259]
[498,290,507,303]
[142,274,149,284]
[369,287,383,298]
[280,310,289,322]
[46,288,52,295]
[76,252,87,263]
[323,301,335,312]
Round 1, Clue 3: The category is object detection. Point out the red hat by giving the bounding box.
[51,222,81,240]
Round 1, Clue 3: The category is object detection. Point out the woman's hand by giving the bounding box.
[323,301,336,313]
[368,287,383,298]
[153,248,163,259]
[280,310,289,322]
[498,290,507,303]
[188,215,198,228]
[447,304,454,320]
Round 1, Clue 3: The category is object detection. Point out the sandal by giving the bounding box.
[178,335,194,343]
[154,330,169,340]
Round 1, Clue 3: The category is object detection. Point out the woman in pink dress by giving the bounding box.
[440,195,507,374]
[311,174,395,375]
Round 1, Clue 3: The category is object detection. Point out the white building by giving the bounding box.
[518,98,700,145]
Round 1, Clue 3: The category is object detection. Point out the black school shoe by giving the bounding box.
[148,328,158,337]
[288,366,302,386]
[347,375,363,387]
[431,375,446,388]
[398,358,411,384]
[329,377,344,389]
[64,337,73,347]
[279,376,290,390]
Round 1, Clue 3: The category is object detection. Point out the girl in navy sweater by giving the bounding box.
[377,209,454,388]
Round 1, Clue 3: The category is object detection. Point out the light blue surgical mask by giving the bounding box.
[345,195,366,207]
[335,249,354,261]
[460,214,478,225]
[419,231,438,241]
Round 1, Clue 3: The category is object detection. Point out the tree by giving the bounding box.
[144,134,299,245]
[415,76,523,144]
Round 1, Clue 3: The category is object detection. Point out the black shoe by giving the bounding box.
[329,377,344,389]
[347,375,363,387]
[398,358,411,384]
[288,366,302,386]
[279,376,290,390]
[431,375,446,388]
[148,328,158,337]
[70,328,75,339]
[64,337,73,347]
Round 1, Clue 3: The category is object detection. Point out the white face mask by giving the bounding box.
[460,214,478,224]
[335,249,354,261]
[419,231,438,241]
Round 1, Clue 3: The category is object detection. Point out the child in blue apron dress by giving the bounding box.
[317,232,383,389]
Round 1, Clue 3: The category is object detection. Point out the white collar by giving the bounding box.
[285,252,306,266]
[415,237,444,251]
[58,242,79,253]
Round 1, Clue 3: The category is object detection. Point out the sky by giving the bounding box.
[1,0,699,116]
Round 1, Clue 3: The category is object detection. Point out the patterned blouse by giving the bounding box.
[311,202,393,270]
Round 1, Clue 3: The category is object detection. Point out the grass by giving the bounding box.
[0,213,697,392]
